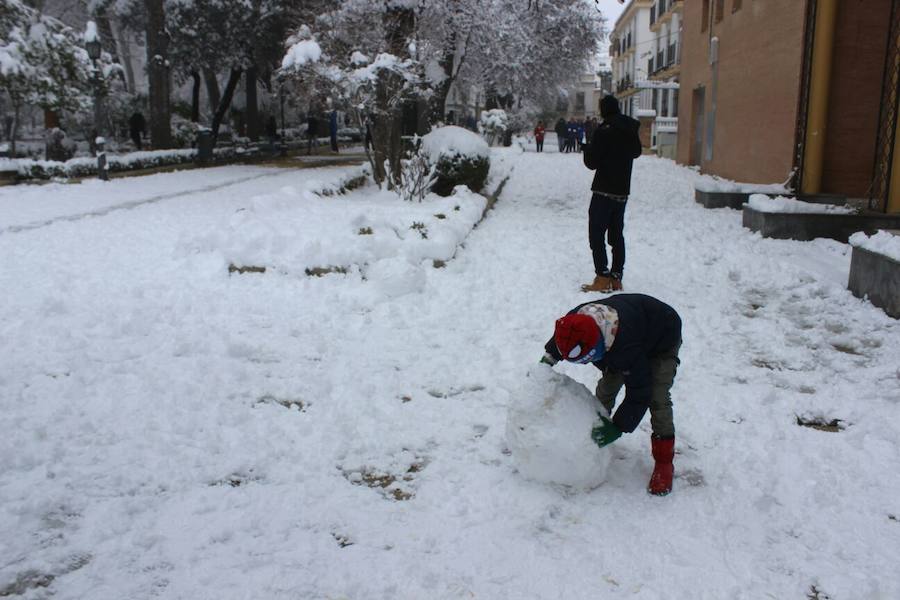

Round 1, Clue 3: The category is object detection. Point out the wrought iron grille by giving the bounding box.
[792,0,817,193]
[870,0,900,212]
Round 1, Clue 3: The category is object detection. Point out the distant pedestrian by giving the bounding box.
[566,119,578,153]
[128,112,146,150]
[555,118,567,152]
[329,109,339,153]
[576,120,585,152]
[307,112,319,155]
[581,95,642,293]
[534,120,545,153]
[364,116,373,151]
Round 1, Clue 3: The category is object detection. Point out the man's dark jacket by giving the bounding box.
[554,119,567,137]
[544,294,682,433]
[583,113,642,196]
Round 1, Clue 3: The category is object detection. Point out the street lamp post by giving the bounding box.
[279,84,287,156]
[84,23,108,180]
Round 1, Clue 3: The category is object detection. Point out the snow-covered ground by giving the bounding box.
[1,150,899,599]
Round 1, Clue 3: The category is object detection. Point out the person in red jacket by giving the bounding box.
[542,293,682,496]
[533,121,546,153]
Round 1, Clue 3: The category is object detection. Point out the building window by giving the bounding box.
[662,89,669,117]
[575,92,585,112]
[673,89,679,118]
[701,0,710,32]
[733,0,742,12]
[715,0,725,22]
[652,89,659,112]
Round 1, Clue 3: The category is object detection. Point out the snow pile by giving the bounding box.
[83,21,98,44]
[747,194,855,214]
[420,126,489,163]
[186,169,488,284]
[695,176,790,194]
[281,39,321,70]
[506,364,611,490]
[484,146,520,188]
[849,230,900,262]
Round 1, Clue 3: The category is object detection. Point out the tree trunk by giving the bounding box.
[372,85,391,187]
[10,101,19,158]
[211,68,243,141]
[380,6,416,188]
[428,43,456,126]
[203,68,221,119]
[110,19,135,92]
[245,65,260,141]
[145,0,173,148]
[191,71,201,122]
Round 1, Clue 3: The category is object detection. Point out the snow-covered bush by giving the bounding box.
[479,109,508,147]
[8,148,228,180]
[171,117,200,149]
[420,126,490,197]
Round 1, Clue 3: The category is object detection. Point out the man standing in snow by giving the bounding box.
[581,95,642,293]
[307,112,319,155]
[329,109,339,153]
[129,112,146,150]
[541,293,682,496]
[554,117,567,152]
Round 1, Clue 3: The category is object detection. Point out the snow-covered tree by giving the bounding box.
[283,0,603,189]
[283,1,425,189]
[0,0,115,156]
[165,0,296,141]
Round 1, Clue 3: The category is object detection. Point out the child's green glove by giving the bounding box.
[591,414,622,448]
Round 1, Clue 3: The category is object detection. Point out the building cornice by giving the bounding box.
[613,0,654,35]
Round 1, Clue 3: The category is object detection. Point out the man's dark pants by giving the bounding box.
[588,193,626,276]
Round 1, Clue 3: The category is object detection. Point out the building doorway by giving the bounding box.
[690,86,705,166]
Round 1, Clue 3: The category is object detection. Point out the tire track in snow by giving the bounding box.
[0,171,281,236]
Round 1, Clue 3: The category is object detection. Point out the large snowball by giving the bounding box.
[506,364,611,490]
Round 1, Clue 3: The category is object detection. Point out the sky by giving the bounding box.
[595,0,627,25]
[594,0,627,69]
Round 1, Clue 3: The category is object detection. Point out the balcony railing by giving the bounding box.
[655,116,678,133]
[615,76,633,93]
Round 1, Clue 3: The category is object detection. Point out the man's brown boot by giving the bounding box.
[610,272,623,291]
[581,274,612,292]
